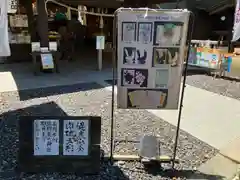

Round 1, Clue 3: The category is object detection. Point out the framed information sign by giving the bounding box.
[18,116,101,175]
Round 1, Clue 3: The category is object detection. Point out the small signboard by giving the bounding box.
[31,42,58,52]
[49,42,57,51]
[116,9,190,109]
[40,53,54,69]
[18,116,101,175]
[31,42,40,52]
[9,15,28,27]
[8,0,18,14]
[139,135,159,159]
[96,36,105,50]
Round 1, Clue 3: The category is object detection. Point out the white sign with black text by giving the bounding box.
[34,120,60,156]
[63,120,89,156]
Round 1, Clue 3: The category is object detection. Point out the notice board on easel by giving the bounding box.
[116,9,190,109]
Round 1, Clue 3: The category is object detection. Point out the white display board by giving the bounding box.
[9,15,28,27]
[117,9,190,109]
[34,120,59,156]
[96,36,105,50]
[63,120,89,156]
[8,0,17,14]
[40,53,54,69]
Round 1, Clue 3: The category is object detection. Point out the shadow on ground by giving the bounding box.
[17,82,103,101]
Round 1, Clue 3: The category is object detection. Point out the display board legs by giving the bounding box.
[172,12,195,169]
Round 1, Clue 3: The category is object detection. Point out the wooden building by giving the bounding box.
[7,0,236,63]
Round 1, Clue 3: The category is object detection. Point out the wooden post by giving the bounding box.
[23,0,34,42]
[36,0,49,47]
[66,7,71,20]
[98,16,104,71]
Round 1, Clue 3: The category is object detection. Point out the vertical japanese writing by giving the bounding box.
[63,120,89,156]
[34,120,59,156]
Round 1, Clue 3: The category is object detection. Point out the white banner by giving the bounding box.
[116,9,190,109]
[233,0,240,41]
[0,0,11,57]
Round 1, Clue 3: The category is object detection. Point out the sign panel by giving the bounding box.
[63,120,89,156]
[40,53,54,69]
[7,0,17,14]
[187,47,233,70]
[117,9,190,109]
[96,36,105,49]
[34,120,59,156]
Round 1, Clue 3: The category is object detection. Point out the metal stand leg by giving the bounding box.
[109,12,117,164]
[172,12,195,169]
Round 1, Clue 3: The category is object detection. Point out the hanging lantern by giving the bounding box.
[97,8,101,13]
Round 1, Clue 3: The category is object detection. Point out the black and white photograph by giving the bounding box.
[127,89,168,109]
[63,120,89,156]
[152,47,179,67]
[137,22,152,44]
[153,22,183,46]
[123,47,147,65]
[33,120,59,156]
[122,22,136,42]
[155,69,169,88]
[121,68,148,87]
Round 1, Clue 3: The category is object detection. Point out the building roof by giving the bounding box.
[54,0,235,14]
[58,0,176,8]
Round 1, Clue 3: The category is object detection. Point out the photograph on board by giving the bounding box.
[123,47,147,65]
[137,22,152,44]
[122,22,136,42]
[152,47,179,67]
[121,68,148,87]
[127,89,168,109]
[153,22,183,46]
[155,69,169,88]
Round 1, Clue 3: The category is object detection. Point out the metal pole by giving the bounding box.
[109,10,118,164]
[172,12,195,169]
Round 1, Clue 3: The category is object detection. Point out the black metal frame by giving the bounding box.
[109,8,195,169]
[172,11,195,169]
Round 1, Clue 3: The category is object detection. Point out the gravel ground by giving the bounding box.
[0,82,219,180]
[186,73,240,100]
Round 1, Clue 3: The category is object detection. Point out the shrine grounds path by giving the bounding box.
[0,62,240,179]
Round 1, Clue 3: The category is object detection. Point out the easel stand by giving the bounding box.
[107,8,195,173]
